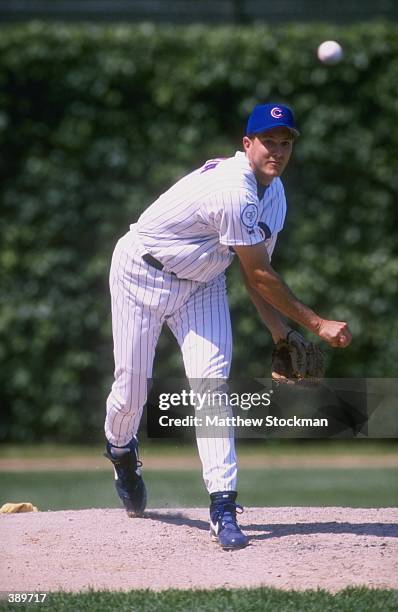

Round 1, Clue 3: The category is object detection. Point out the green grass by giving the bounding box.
[0,439,397,459]
[0,587,397,612]
[1,467,397,511]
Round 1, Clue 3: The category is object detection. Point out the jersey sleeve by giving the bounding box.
[265,233,278,260]
[256,178,287,259]
[272,179,287,232]
[204,189,264,246]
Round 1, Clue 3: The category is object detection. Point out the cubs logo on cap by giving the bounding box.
[246,103,300,137]
[270,107,283,119]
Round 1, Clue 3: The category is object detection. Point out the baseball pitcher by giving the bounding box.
[104,103,352,550]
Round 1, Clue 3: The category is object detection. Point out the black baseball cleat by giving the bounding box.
[209,491,249,550]
[104,437,147,517]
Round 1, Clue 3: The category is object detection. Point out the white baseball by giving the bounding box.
[317,40,344,65]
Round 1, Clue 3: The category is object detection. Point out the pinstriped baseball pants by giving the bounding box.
[105,230,237,494]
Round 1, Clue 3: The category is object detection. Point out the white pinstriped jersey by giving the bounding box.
[135,151,287,282]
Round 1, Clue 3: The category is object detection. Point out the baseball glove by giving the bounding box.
[271,330,325,385]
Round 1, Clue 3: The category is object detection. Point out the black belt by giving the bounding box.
[142,253,176,276]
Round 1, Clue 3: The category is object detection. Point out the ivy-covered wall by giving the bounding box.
[1,22,397,441]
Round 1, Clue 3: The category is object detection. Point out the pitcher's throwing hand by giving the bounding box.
[317,320,352,348]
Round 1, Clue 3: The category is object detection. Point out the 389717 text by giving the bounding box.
[7,593,47,603]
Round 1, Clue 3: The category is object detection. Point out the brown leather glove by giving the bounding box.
[271,330,325,385]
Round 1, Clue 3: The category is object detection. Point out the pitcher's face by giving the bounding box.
[243,127,294,185]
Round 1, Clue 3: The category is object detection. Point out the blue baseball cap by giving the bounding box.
[246,103,300,138]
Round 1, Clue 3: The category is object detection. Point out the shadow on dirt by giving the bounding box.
[145,510,398,540]
[238,521,398,540]
[145,510,209,531]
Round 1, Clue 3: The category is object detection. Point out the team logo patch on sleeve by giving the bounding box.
[241,203,258,229]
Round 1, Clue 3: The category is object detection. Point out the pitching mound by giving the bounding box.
[1,507,397,592]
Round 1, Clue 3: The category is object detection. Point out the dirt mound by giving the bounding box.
[1,507,397,592]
